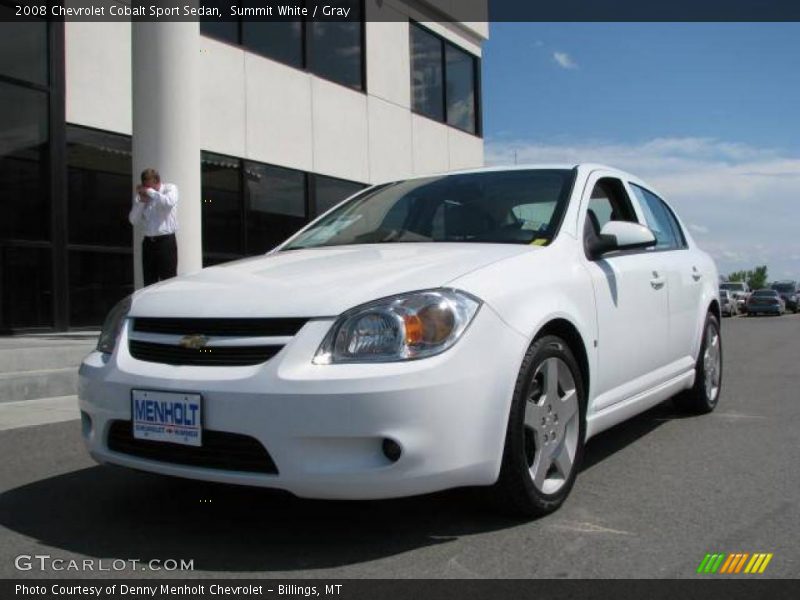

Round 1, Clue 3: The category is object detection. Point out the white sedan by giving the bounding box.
[79,164,722,516]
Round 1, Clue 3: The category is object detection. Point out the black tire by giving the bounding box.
[491,335,586,517]
[674,313,722,414]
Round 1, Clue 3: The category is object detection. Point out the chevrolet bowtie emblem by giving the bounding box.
[179,334,209,350]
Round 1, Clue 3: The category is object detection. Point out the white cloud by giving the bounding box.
[553,51,578,70]
[485,136,800,279]
[689,223,710,234]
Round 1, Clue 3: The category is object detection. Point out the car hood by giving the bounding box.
[130,243,533,318]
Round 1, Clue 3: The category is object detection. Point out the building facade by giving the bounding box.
[0,0,487,332]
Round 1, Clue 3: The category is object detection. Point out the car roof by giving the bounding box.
[380,163,636,183]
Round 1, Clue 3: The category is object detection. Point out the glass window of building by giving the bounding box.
[0,82,49,241]
[201,2,364,91]
[445,44,477,134]
[410,24,444,122]
[312,174,366,215]
[0,247,52,330]
[410,22,481,135]
[242,21,303,69]
[68,251,133,327]
[0,7,48,85]
[201,153,243,262]
[307,0,364,90]
[67,126,132,247]
[199,6,238,45]
[245,162,307,254]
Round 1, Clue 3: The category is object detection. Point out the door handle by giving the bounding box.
[650,271,665,290]
[692,267,703,282]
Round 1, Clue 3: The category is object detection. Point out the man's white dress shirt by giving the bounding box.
[128,183,179,237]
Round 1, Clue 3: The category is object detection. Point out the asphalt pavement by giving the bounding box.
[0,313,798,579]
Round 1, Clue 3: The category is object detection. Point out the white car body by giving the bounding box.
[79,164,720,503]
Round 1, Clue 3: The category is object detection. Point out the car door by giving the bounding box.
[629,184,702,370]
[581,173,671,411]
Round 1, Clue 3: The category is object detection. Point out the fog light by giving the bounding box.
[81,411,93,439]
[382,438,402,463]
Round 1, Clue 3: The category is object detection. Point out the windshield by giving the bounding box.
[772,283,795,293]
[720,283,745,291]
[753,290,776,297]
[282,169,576,250]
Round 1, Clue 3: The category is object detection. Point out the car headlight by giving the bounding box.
[314,289,481,364]
[96,296,132,354]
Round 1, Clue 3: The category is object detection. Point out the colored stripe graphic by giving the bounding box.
[697,552,772,574]
[758,554,773,573]
[697,554,712,573]
[734,553,749,573]
[719,554,736,574]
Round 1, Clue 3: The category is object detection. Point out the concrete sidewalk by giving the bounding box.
[0,332,97,405]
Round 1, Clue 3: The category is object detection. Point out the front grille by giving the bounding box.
[107,420,278,474]
[132,317,307,337]
[128,340,282,366]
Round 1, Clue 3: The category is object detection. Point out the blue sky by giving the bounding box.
[482,23,800,279]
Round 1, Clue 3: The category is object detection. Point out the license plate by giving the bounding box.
[132,390,202,447]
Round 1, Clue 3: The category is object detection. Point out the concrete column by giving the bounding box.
[131,19,202,288]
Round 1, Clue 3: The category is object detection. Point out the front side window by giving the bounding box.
[585,178,638,235]
[283,170,575,250]
[631,185,681,250]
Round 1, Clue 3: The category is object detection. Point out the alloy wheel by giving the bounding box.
[523,357,580,494]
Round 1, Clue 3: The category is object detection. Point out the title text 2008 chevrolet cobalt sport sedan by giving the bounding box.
[80,164,722,516]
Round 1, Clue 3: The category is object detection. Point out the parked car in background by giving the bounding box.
[770,280,799,313]
[79,165,722,517]
[720,281,750,311]
[746,289,785,316]
[719,289,738,317]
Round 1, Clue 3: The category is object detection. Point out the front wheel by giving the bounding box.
[491,335,586,517]
[674,313,722,414]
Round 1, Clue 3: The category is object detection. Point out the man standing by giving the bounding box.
[129,168,179,286]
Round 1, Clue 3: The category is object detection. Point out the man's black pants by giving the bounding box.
[142,233,177,286]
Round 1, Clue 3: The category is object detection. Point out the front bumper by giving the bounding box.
[79,307,526,499]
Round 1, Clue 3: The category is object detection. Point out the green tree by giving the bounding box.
[726,265,769,290]
[749,265,769,290]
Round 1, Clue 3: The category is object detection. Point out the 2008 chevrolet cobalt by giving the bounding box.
[80,165,722,516]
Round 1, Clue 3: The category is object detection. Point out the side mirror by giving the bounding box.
[587,221,657,259]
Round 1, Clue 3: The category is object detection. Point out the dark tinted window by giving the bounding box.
[67,126,132,247]
[201,153,243,258]
[446,44,477,134]
[201,2,364,91]
[0,8,48,85]
[69,251,134,327]
[0,246,52,329]
[410,22,481,135]
[199,12,238,45]
[410,24,444,122]
[284,170,575,250]
[245,162,307,254]
[308,2,363,90]
[0,82,49,241]
[312,174,365,215]
[242,21,303,69]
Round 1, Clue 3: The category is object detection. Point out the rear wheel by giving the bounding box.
[674,313,722,414]
[491,335,586,517]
